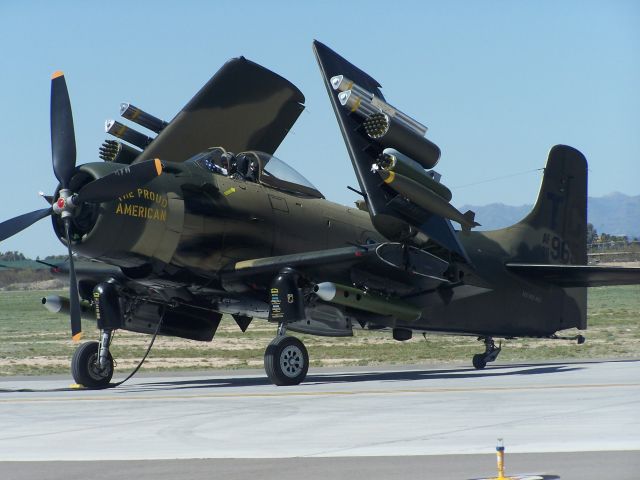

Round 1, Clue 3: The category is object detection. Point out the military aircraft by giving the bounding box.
[1,41,639,388]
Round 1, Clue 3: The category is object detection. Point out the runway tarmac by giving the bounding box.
[0,360,638,479]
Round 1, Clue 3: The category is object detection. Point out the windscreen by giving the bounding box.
[253,151,324,198]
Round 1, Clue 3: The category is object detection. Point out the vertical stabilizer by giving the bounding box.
[518,145,588,265]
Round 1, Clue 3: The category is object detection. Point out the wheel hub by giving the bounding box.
[87,352,112,381]
[280,345,303,378]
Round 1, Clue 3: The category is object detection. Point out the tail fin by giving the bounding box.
[517,145,588,265]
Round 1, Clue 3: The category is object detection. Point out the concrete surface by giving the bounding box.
[0,360,638,478]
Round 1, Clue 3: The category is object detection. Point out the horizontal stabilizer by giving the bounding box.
[505,263,640,287]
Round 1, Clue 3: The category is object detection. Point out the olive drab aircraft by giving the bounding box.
[1,41,639,388]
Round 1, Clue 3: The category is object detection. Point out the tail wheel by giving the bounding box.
[71,341,114,388]
[264,336,309,386]
[472,354,487,370]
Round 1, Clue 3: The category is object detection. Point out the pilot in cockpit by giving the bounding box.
[228,152,259,182]
[197,147,229,175]
[192,148,260,183]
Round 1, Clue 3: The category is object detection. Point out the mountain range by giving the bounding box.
[460,192,640,239]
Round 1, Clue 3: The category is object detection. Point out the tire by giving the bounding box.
[71,341,114,388]
[472,354,487,370]
[264,336,309,386]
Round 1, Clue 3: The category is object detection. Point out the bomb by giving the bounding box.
[314,282,421,322]
[378,170,479,230]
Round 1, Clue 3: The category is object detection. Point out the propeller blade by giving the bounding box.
[35,258,60,270]
[75,159,163,204]
[0,208,52,242]
[51,71,76,189]
[64,219,82,341]
[39,191,54,204]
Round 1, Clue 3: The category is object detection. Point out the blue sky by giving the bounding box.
[0,0,638,257]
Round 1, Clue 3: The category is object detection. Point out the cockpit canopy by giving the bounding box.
[187,147,324,199]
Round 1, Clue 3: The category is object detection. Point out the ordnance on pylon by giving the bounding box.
[363,112,440,169]
[331,74,428,136]
[313,282,421,322]
[377,170,479,230]
[120,103,168,134]
[99,139,141,164]
[375,148,451,201]
[105,120,153,149]
[42,295,95,321]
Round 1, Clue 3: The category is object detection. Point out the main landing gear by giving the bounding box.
[264,324,309,386]
[472,336,501,370]
[71,330,114,388]
[71,282,120,388]
[264,268,310,386]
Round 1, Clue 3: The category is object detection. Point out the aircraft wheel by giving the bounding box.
[264,336,309,386]
[472,354,487,370]
[71,341,114,388]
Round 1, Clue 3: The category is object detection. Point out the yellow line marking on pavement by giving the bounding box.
[1,383,639,404]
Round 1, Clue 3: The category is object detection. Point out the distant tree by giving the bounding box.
[587,223,597,244]
[0,251,26,261]
[43,255,68,262]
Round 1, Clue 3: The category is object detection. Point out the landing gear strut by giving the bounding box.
[264,269,310,386]
[472,337,501,370]
[264,324,309,386]
[71,282,121,388]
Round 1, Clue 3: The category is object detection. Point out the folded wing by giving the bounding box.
[137,57,305,163]
[312,41,470,262]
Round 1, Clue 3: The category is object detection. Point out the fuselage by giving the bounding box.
[56,160,380,274]
[55,159,582,339]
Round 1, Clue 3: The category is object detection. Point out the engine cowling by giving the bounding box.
[52,162,184,269]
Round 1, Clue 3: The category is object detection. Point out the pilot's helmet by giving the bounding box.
[223,152,237,172]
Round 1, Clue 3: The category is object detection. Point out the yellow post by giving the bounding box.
[496,438,506,479]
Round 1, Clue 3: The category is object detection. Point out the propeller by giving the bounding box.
[0,71,164,341]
